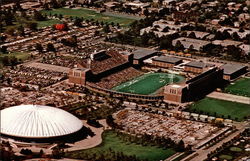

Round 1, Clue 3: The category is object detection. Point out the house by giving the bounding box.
[187,31,210,39]
[239,44,250,55]
[212,39,243,47]
[172,37,211,51]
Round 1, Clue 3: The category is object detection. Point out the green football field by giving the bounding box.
[225,78,250,97]
[187,97,250,121]
[65,130,176,161]
[112,73,185,95]
[42,8,136,26]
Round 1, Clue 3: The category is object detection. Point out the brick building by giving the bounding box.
[68,68,90,85]
[184,61,213,74]
[164,67,224,103]
[221,64,248,80]
[152,56,183,68]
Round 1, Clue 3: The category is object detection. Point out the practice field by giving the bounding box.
[187,97,250,121]
[65,130,176,161]
[37,19,62,28]
[112,73,185,95]
[42,8,136,26]
[225,78,250,97]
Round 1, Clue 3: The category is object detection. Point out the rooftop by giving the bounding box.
[221,64,247,75]
[132,49,158,60]
[153,56,182,64]
[185,61,210,68]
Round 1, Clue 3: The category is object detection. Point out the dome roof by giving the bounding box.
[0,105,83,138]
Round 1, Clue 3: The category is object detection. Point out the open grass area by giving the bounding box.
[219,154,233,160]
[187,97,250,121]
[112,73,185,95]
[66,130,176,161]
[37,19,62,28]
[42,8,136,26]
[0,52,30,61]
[225,78,250,97]
[0,52,30,68]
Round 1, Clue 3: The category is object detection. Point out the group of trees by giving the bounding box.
[0,56,19,66]
[66,148,148,161]
[113,130,188,152]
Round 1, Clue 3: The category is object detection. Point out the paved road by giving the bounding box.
[207,91,250,104]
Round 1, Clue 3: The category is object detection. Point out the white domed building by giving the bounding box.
[0,105,84,142]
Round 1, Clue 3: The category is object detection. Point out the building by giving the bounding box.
[172,37,211,51]
[68,68,91,85]
[164,84,186,102]
[184,61,213,73]
[221,64,248,80]
[212,39,243,47]
[186,31,210,39]
[152,56,183,68]
[0,105,83,142]
[132,49,158,65]
[239,44,250,55]
[164,67,223,103]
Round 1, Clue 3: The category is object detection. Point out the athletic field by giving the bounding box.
[225,78,250,97]
[112,73,185,95]
[187,97,250,121]
[42,8,136,26]
[65,130,176,161]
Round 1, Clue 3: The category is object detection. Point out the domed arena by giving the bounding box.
[0,105,84,142]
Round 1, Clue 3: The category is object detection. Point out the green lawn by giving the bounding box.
[37,19,62,28]
[66,130,176,161]
[225,78,250,97]
[0,52,30,68]
[0,52,30,60]
[42,8,136,26]
[187,97,250,121]
[112,73,185,95]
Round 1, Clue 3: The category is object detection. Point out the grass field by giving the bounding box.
[66,130,176,161]
[42,8,136,26]
[37,19,62,28]
[0,52,30,60]
[187,97,250,121]
[225,78,250,97]
[112,73,185,95]
[0,52,30,68]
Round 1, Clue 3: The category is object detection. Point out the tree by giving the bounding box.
[26,22,38,31]
[103,25,111,33]
[162,26,169,32]
[175,40,184,51]
[1,46,8,53]
[143,8,149,17]
[177,140,185,152]
[74,18,82,27]
[35,43,43,53]
[0,35,7,43]
[227,45,242,60]
[214,31,224,40]
[232,32,240,41]
[47,43,56,52]
[188,32,196,38]
[34,11,46,21]
[17,25,25,36]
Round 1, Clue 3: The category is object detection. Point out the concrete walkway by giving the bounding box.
[65,119,109,151]
[207,92,250,104]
